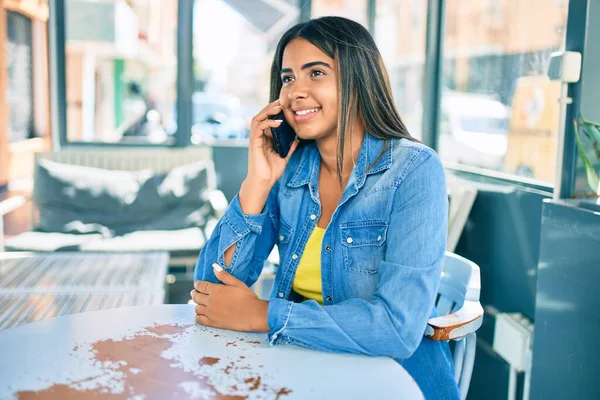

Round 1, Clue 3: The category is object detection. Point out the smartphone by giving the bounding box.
[269,111,296,158]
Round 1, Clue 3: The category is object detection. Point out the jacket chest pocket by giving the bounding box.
[340,221,388,274]
[276,220,293,260]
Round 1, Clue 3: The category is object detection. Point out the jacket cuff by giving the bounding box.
[267,298,293,345]
[223,194,268,236]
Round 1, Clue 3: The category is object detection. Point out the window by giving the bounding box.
[191,0,301,145]
[312,0,368,27]
[374,0,428,140]
[484,0,504,29]
[6,11,34,143]
[438,0,569,184]
[65,0,178,144]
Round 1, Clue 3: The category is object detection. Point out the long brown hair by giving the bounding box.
[269,16,417,183]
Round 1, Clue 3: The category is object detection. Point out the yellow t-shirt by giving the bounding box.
[292,226,325,304]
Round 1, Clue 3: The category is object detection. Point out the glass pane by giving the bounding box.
[374,0,427,140]
[312,0,368,27]
[65,0,177,144]
[6,11,34,143]
[191,0,301,145]
[438,0,569,184]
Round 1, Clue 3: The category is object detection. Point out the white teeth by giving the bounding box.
[295,108,319,116]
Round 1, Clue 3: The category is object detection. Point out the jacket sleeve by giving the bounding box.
[267,150,448,360]
[194,181,280,287]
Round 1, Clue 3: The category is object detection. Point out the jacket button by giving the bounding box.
[279,235,285,241]
[292,254,298,260]
[346,237,354,244]
[326,295,332,302]
[325,245,331,251]
[310,214,317,220]
[278,292,284,298]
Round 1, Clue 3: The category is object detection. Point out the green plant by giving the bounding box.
[573,115,600,196]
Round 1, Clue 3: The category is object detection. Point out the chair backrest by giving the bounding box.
[436,251,481,316]
[435,252,482,400]
[446,172,478,252]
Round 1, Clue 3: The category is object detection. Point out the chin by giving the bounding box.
[295,126,334,141]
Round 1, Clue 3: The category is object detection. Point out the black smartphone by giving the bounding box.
[269,111,296,158]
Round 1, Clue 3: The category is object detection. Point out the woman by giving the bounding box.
[191,16,459,399]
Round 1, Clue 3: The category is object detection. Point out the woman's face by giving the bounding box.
[279,38,338,141]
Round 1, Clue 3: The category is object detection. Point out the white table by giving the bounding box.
[0,305,424,399]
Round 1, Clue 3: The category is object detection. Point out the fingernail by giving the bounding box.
[212,263,223,272]
[190,290,195,298]
[274,119,283,123]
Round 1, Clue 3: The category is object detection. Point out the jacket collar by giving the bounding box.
[287,133,393,190]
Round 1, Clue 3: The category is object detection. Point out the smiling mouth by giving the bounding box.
[293,107,321,122]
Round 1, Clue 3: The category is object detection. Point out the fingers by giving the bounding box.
[255,99,282,122]
[284,138,300,162]
[250,101,283,139]
[193,280,212,294]
[195,314,214,327]
[190,289,208,308]
[190,289,209,305]
[256,119,283,134]
[195,304,208,315]
[213,263,246,288]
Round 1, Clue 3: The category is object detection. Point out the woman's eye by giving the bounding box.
[281,76,293,83]
[311,70,325,77]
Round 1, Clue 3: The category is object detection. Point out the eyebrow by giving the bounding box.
[280,61,332,74]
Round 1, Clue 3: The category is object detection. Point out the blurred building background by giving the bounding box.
[0,0,574,187]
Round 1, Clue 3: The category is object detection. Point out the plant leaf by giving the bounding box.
[574,120,599,192]
[582,126,600,162]
[584,122,600,146]
[581,117,600,129]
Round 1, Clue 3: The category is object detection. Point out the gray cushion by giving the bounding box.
[33,159,214,236]
[34,159,159,213]
[4,232,104,252]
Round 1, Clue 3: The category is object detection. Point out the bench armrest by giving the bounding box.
[207,190,228,218]
[0,196,26,217]
[425,300,484,341]
[0,196,27,251]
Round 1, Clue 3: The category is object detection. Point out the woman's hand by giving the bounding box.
[191,264,270,333]
[238,99,299,215]
[246,99,299,188]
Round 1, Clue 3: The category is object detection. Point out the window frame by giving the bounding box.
[48,0,590,197]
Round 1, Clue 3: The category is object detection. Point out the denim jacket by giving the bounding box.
[195,133,455,396]
[195,133,458,399]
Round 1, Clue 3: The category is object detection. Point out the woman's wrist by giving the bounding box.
[252,300,270,333]
[239,178,272,215]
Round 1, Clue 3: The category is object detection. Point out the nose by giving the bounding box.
[288,82,308,102]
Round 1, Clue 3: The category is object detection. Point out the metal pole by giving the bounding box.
[175,0,194,147]
[48,0,67,150]
[299,0,311,23]
[367,0,376,35]
[555,0,588,199]
[421,0,445,151]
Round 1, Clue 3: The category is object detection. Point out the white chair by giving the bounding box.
[426,251,484,400]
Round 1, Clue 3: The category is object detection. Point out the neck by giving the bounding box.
[316,122,365,180]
